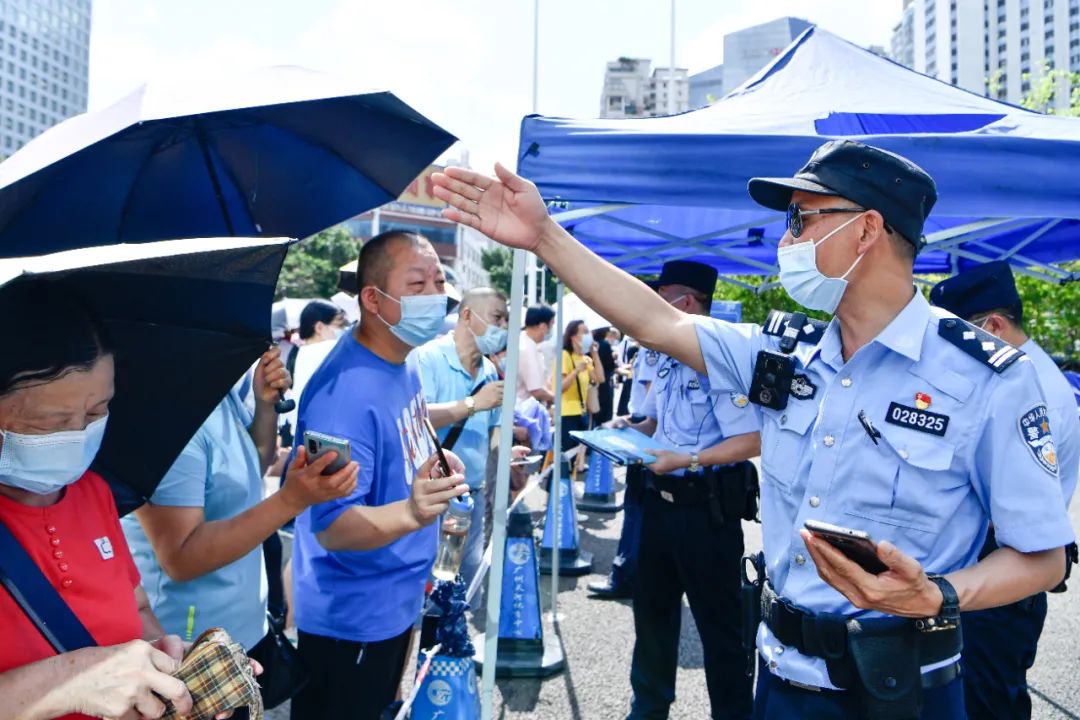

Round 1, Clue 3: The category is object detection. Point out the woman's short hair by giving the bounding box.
[563,319,586,354]
[299,299,343,340]
[0,279,112,397]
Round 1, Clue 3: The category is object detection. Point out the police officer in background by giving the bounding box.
[432,140,1074,719]
[589,327,663,600]
[617,259,760,719]
[931,261,1080,720]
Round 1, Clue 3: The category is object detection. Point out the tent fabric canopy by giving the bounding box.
[518,27,1080,281]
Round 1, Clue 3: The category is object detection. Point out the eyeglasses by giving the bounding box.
[786,202,867,239]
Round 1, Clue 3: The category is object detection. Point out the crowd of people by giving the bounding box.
[0,137,1077,720]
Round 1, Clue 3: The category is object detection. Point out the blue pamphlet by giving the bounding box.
[569,428,678,466]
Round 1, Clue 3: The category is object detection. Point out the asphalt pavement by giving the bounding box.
[269,465,1080,720]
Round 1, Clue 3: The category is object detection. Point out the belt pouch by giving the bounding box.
[845,617,923,720]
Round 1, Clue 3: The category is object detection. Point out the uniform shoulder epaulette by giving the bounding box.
[937,316,1024,373]
[762,310,828,345]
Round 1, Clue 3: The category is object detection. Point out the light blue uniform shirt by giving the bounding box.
[693,292,1075,689]
[122,390,269,651]
[629,347,662,416]
[640,353,759,474]
[1021,338,1080,506]
[413,333,501,489]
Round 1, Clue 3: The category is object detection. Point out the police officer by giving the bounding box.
[589,329,663,600]
[619,259,760,719]
[432,142,1075,719]
[931,261,1080,720]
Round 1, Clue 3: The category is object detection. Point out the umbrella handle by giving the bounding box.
[274,390,295,414]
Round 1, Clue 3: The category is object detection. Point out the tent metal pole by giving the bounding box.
[601,213,781,267]
[943,246,1065,283]
[549,204,635,224]
[998,219,1061,261]
[962,239,1071,279]
[480,248,527,720]
[549,283,565,617]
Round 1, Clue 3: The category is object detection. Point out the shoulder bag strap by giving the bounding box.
[0,515,97,653]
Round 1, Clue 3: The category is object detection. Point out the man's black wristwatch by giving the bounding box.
[915,574,960,632]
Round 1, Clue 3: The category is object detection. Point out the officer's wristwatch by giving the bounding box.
[915,574,960,632]
[464,396,476,417]
[688,453,701,473]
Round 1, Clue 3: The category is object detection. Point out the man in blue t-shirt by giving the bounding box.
[289,231,469,720]
[415,287,508,587]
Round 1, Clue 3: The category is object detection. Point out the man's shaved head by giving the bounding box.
[356,231,428,292]
[459,287,504,315]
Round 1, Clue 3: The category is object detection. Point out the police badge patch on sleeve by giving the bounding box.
[1019,404,1058,476]
[790,374,817,400]
[646,350,660,366]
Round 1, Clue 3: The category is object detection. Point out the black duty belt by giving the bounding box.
[761,582,961,692]
[643,467,727,505]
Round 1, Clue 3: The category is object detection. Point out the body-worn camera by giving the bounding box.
[749,350,796,410]
[749,311,806,410]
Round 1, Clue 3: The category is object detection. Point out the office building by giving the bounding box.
[890,0,1080,109]
[600,56,689,118]
[0,0,91,156]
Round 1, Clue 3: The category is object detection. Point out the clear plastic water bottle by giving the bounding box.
[432,493,473,582]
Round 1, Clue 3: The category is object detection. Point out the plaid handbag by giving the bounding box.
[164,627,263,720]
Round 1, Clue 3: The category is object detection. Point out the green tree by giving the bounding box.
[481,246,559,301]
[275,225,359,300]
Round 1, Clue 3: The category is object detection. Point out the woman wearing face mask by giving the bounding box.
[280,300,349,439]
[0,279,197,720]
[555,319,605,476]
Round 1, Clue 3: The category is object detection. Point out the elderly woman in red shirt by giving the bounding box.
[0,279,192,720]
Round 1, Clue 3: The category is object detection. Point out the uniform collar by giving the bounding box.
[872,290,929,363]
[802,290,928,368]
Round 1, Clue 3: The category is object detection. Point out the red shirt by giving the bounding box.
[0,471,142,720]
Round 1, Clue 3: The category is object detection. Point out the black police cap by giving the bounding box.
[747,140,938,251]
[929,260,1023,324]
[647,260,718,297]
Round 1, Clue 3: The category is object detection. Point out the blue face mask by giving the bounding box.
[375,288,448,347]
[470,314,508,355]
[0,415,109,494]
[579,333,594,354]
[777,213,866,314]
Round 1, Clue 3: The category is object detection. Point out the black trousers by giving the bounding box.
[628,490,752,720]
[560,413,588,476]
[961,592,1048,720]
[290,627,412,720]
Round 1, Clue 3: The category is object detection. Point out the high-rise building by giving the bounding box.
[687,16,813,108]
[890,0,1080,109]
[0,0,91,157]
[599,56,688,118]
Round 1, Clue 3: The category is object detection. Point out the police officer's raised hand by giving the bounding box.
[432,164,552,252]
[407,451,469,527]
[474,380,506,411]
[800,530,943,618]
[279,445,359,511]
[646,449,689,475]
[604,416,630,430]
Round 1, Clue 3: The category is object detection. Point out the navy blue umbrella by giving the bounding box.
[0,237,292,514]
[0,66,456,258]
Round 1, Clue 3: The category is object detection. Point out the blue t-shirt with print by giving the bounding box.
[290,333,437,643]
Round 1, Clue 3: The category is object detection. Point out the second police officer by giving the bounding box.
[432,140,1075,719]
[616,260,761,719]
[930,262,1080,720]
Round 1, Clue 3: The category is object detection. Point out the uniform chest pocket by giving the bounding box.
[760,402,817,492]
[845,428,962,537]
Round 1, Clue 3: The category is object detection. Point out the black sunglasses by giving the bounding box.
[786,202,867,239]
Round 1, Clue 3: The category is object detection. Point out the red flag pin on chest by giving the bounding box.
[915,392,932,411]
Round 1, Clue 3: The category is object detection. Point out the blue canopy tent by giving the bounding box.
[518,27,1080,286]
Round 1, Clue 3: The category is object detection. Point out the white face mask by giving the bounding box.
[776,213,866,314]
[0,415,109,494]
[469,315,508,355]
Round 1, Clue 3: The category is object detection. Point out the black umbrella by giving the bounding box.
[0,237,291,514]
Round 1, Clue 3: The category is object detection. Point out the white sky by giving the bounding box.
[88,0,902,171]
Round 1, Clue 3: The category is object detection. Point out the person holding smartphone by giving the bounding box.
[121,348,358,715]
[287,231,469,720]
[414,287,508,587]
[432,141,1074,719]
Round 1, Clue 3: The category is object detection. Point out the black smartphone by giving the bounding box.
[303,430,351,476]
[423,417,453,478]
[804,519,889,575]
